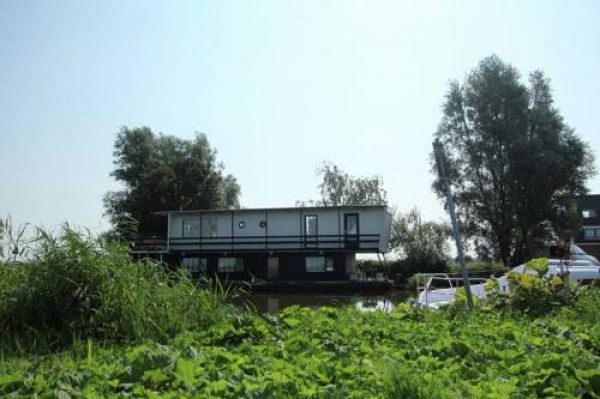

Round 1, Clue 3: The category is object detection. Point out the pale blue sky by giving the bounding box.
[1,0,599,231]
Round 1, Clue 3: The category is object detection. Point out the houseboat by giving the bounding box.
[132,205,392,289]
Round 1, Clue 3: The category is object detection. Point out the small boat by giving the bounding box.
[416,258,600,310]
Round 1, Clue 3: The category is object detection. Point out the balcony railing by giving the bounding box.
[132,238,168,253]
[133,234,381,253]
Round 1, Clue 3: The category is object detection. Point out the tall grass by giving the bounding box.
[384,364,451,398]
[0,226,225,353]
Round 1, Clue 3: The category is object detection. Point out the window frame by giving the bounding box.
[304,214,318,237]
[182,218,200,238]
[218,257,244,273]
[182,257,207,275]
[583,228,600,241]
[305,256,334,273]
[203,217,218,238]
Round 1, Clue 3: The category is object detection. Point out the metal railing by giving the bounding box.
[132,238,168,252]
[132,234,382,253]
[415,273,488,308]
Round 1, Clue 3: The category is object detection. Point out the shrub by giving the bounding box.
[485,257,578,316]
[0,227,224,351]
[391,256,448,281]
[448,260,505,273]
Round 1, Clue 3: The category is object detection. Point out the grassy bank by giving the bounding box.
[2,230,600,397]
[2,295,600,397]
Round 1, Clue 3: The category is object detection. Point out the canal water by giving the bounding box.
[234,290,414,314]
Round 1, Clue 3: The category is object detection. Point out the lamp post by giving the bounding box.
[432,139,474,309]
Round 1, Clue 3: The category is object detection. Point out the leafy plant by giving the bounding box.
[485,257,578,316]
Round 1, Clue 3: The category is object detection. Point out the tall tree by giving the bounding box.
[299,162,387,206]
[104,127,241,239]
[0,217,4,258]
[433,55,595,265]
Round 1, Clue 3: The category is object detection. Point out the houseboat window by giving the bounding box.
[182,257,207,274]
[326,258,334,272]
[218,257,244,273]
[305,256,333,272]
[182,219,200,238]
[267,257,279,279]
[305,215,317,236]
[346,215,358,235]
[583,209,597,219]
[203,218,218,238]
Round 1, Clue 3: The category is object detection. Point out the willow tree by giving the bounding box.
[299,162,387,206]
[433,55,595,265]
[104,127,241,239]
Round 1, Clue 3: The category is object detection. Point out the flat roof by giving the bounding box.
[155,204,387,215]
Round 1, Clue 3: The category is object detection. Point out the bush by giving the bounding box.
[448,260,505,273]
[391,256,448,281]
[485,257,578,316]
[0,227,224,351]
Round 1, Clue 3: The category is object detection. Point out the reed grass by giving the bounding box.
[0,226,226,353]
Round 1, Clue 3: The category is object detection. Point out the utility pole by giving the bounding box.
[432,139,474,309]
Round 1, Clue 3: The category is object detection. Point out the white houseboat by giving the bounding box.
[132,205,392,285]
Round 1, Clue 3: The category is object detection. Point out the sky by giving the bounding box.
[1,0,599,232]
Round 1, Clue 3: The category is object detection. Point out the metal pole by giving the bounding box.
[433,139,474,309]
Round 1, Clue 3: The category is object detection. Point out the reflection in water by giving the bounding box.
[235,291,412,314]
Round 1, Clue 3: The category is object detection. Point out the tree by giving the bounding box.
[104,127,241,239]
[299,162,387,206]
[389,207,451,276]
[0,217,4,258]
[433,55,595,265]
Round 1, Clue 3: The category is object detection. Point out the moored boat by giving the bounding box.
[417,257,600,310]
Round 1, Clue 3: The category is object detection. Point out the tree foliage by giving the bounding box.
[433,55,595,265]
[300,162,387,206]
[390,207,451,275]
[104,127,241,238]
[0,218,4,258]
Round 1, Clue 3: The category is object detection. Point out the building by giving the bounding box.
[575,194,600,259]
[132,205,392,283]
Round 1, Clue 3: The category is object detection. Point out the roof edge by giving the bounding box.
[155,205,388,215]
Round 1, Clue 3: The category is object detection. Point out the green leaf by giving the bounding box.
[174,358,198,387]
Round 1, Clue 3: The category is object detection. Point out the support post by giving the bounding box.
[433,139,474,309]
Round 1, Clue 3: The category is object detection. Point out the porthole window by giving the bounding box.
[259,220,267,228]
[238,221,246,229]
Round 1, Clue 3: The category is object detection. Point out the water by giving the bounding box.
[234,290,414,314]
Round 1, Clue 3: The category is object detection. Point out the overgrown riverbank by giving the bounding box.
[3,297,600,397]
[2,229,600,397]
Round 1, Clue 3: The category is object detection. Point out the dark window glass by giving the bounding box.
[218,257,244,272]
[305,256,325,272]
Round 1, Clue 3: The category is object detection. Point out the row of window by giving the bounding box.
[181,257,242,273]
[583,228,600,241]
[583,209,597,219]
[183,216,319,238]
[183,218,218,238]
[181,214,358,238]
[181,256,335,274]
[181,217,269,238]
